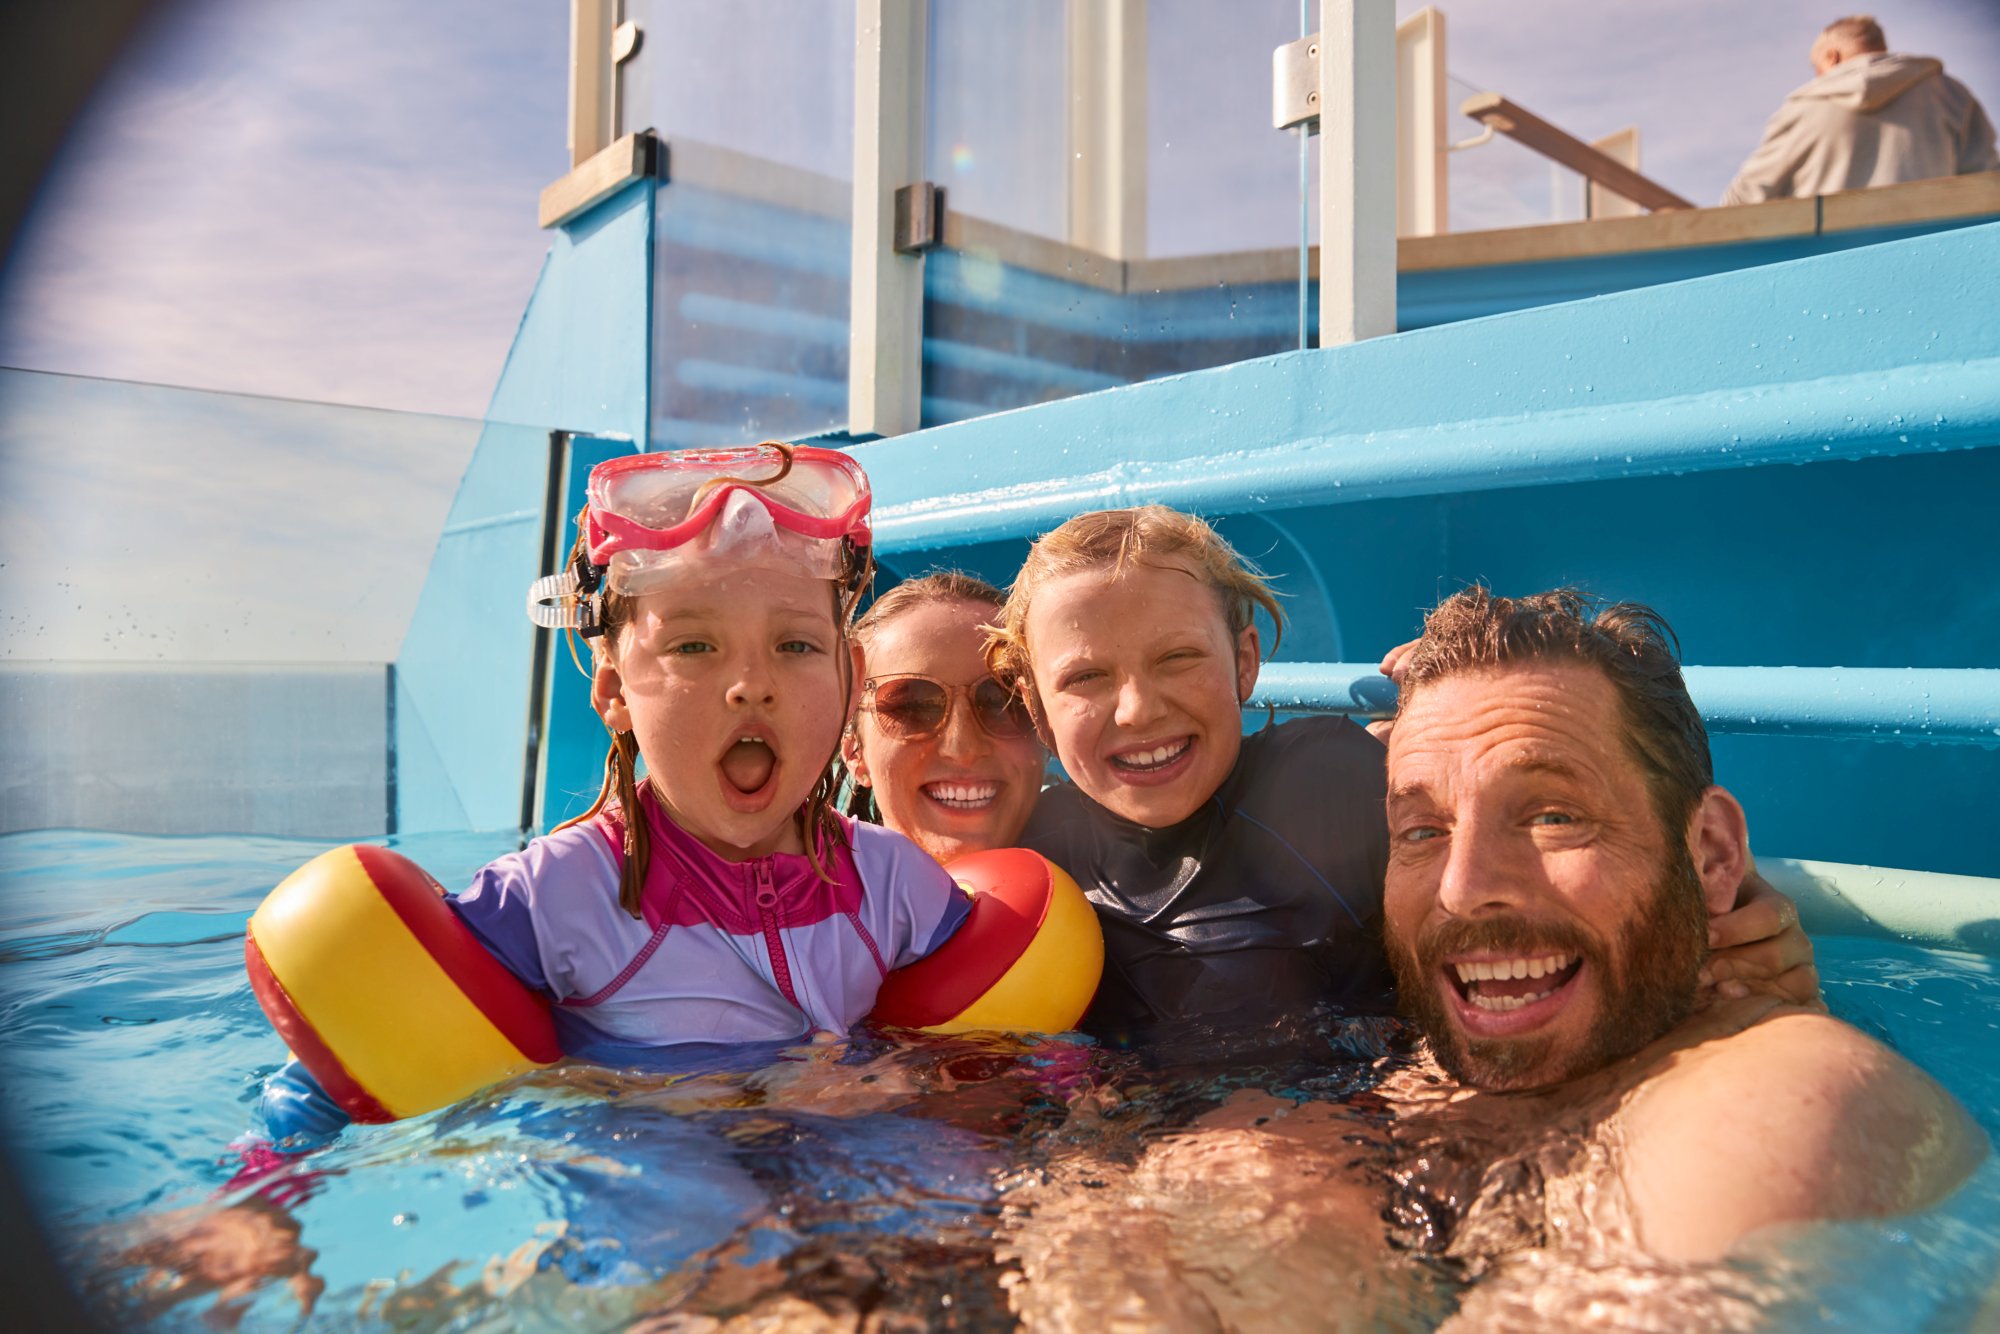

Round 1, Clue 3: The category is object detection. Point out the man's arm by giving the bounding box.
[1618,1011,1986,1263]
[1722,103,1808,206]
[1959,92,2000,174]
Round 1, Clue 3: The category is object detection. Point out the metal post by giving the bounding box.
[1318,0,1397,344]
[567,0,615,168]
[849,0,928,439]
[1394,7,1448,238]
[1066,0,1147,259]
[1589,127,1643,219]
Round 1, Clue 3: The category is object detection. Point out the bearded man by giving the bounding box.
[1376,587,1981,1269]
[999,587,1982,1329]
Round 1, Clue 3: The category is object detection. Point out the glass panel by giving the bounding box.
[920,1,1309,427]
[927,0,1068,241]
[0,368,486,838]
[618,0,855,181]
[627,1,854,447]
[1149,0,1313,258]
[1445,72,1587,233]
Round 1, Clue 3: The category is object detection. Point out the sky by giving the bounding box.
[1,0,1996,661]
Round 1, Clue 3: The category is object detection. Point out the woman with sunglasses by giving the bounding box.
[843,573,1048,865]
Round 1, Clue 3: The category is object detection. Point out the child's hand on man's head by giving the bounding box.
[1367,638,1421,743]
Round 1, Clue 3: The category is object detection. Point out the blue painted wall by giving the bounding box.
[400,161,1995,880]
[852,222,2000,875]
[537,434,639,831]
[394,180,654,835]
[1398,215,1999,329]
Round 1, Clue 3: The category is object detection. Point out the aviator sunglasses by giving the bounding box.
[860,673,1036,742]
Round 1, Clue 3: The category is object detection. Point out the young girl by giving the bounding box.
[262,444,970,1140]
[985,505,1817,1037]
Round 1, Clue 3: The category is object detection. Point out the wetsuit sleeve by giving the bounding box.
[847,822,972,967]
[1962,89,2000,173]
[910,862,972,962]
[1721,101,1807,206]
[448,854,555,992]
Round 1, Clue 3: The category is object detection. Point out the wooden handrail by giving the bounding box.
[1460,92,1694,212]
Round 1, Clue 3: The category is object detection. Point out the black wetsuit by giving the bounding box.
[1021,715,1396,1036]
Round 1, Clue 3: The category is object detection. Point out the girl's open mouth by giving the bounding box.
[719,735,778,804]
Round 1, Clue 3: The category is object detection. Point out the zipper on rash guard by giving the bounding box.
[753,859,801,1009]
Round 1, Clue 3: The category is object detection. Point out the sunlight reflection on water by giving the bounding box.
[1,831,1995,1329]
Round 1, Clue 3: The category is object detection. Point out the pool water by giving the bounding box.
[1,829,1996,1330]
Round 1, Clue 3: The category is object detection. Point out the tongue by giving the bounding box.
[1474,975,1550,1001]
[721,740,775,794]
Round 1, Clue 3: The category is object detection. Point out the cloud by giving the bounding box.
[4,0,1994,664]
[0,0,566,418]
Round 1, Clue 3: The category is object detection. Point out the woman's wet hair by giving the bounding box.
[985,505,1283,720]
[841,570,1010,821]
[554,521,862,917]
[853,569,1006,657]
[1400,586,1713,840]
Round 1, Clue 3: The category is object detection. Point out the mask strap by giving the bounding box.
[528,564,608,642]
[527,572,581,629]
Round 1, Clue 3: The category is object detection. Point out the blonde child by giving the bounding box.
[262,445,969,1140]
[986,505,1816,1035]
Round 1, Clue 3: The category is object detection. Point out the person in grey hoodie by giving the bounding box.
[1723,14,1998,206]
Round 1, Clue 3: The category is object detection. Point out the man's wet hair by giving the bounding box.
[1401,587,1713,840]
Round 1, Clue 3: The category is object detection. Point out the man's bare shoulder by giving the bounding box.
[1617,1005,1986,1262]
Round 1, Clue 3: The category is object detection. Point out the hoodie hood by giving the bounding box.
[1797,52,1943,112]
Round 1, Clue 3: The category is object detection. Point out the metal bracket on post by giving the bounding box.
[893,182,944,255]
[1280,8,1449,239]
[539,130,662,230]
[611,18,642,65]
[1272,34,1320,132]
[544,1,652,228]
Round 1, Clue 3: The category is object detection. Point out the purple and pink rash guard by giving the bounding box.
[257,787,970,1144]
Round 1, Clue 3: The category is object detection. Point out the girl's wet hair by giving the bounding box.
[985,505,1283,719]
[840,570,1009,821]
[554,519,869,918]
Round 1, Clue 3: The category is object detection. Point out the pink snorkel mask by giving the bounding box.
[527,444,873,636]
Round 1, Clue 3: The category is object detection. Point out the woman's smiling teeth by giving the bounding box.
[1453,953,1579,1013]
[923,781,998,809]
[1110,738,1190,772]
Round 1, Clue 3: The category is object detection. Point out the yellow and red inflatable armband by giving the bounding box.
[869,847,1104,1034]
[244,844,560,1123]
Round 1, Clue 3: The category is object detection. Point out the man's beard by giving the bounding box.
[1386,844,1709,1092]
